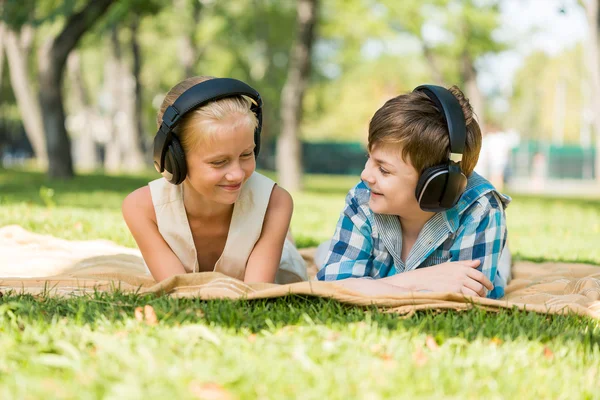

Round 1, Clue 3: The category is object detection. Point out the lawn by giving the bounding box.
[1,168,599,399]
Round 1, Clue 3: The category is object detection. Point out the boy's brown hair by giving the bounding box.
[368,85,482,176]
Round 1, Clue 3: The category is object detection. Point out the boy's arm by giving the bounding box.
[448,195,508,298]
[317,194,376,281]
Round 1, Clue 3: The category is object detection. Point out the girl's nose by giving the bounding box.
[226,163,244,182]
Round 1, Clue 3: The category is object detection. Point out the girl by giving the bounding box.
[122,76,308,284]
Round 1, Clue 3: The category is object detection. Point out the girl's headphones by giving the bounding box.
[153,78,263,185]
[413,85,468,212]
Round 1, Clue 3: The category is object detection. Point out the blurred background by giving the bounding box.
[0,0,598,196]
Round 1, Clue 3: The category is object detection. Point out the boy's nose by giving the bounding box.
[360,165,374,184]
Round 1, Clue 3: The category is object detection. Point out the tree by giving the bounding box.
[385,0,505,129]
[581,0,600,182]
[276,0,318,192]
[2,23,47,166]
[38,0,116,178]
[0,23,4,90]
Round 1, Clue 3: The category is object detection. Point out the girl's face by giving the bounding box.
[360,144,423,217]
[184,122,256,205]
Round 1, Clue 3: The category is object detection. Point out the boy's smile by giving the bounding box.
[360,144,424,217]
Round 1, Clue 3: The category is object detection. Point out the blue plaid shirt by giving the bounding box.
[317,172,510,299]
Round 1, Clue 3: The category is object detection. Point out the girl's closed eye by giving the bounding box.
[211,159,227,167]
[379,167,389,175]
[241,152,254,158]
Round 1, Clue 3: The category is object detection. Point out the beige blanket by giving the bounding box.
[1,225,599,319]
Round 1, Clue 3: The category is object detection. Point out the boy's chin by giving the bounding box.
[369,198,390,214]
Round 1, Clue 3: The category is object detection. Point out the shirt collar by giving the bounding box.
[443,172,511,233]
[373,172,510,271]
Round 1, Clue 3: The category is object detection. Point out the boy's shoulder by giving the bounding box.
[452,172,511,223]
[339,181,378,229]
[347,180,371,203]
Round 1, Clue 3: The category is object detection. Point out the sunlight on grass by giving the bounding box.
[1,168,600,398]
[2,168,599,263]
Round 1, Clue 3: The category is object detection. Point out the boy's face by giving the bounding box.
[360,144,424,217]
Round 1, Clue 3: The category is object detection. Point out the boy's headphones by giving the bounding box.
[153,78,263,185]
[413,84,468,212]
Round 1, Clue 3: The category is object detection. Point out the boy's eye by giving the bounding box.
[379,167,389,175]
[211,160,227,166]
[241,152,254,158]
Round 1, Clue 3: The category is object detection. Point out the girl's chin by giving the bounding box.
[215,192,241,204]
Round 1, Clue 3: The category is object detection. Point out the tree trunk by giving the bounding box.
[124,16,146,171]
[103,26,123,173]
[276,0,318,192]
[131,16,145,155]
[585,0,600,182]
[38,0,115,179]
[460,52,486,130]
[102,23,146,173]
[67,51,99,171]
[0,24,5,88]
[175,0,203,78]
[422,45,445,86]
[4,25,48,167]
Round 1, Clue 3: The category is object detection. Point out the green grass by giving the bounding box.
[1,168,600,399]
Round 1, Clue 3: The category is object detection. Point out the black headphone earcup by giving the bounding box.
[162,138,187,185]
[416,164,450,212]
[251,102,262,157]
[440,169,467,209]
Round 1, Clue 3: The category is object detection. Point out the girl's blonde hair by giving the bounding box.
[157,76,259,153]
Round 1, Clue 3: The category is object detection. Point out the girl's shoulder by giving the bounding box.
[122,185,156,224]
[267,184,293,213]
[245,172,292,212]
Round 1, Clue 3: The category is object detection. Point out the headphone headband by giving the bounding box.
[413,84,466,157]
[154,78,263,175]
[412,84,469,212]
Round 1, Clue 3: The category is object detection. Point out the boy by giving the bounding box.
[316,84,510,299]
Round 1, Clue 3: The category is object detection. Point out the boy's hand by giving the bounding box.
[386,260,493,297]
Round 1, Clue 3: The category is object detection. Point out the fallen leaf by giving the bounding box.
[134,307,144,322]
[382,357,397,368]
[247,334,257,343]
[370,344,383,353]
[425,336,439,351]
[543,346,554,360]
[412,348,428,366]
[490,337,503,345]
[190,382,235,400]
[144,305,158,325]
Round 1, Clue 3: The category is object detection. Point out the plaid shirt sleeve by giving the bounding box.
[449,193,508,299]
[316,186,375,280]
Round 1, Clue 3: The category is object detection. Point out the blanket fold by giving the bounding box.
[1,225,599,319]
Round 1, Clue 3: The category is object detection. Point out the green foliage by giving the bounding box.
[508,46,586,143]
[1,0,38,30]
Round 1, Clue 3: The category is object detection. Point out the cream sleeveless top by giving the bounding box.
[148,172,308,284]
